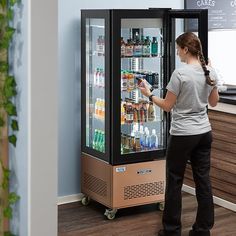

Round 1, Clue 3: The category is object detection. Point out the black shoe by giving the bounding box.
[158,229,165,236]
[189,229,210,236]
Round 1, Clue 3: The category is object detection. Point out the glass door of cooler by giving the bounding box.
[111,10,168,165]
[168,9,208,74]
[81,10,110,162]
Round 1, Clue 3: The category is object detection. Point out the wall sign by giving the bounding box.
[185,0,236,30]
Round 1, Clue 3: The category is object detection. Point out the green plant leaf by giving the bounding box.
[3,206,12,219]
[0,0,7,9]
[5,75,16,86]
[11,119,18,131]
[0,13,6,24]
[4,232,16,236]
[0,61,8,73]
[1,167,10,189]
[8,192,20,204]
[3,82,17,99]
[9,0,18,6]
[7,8,14,20]
[8,134,17,146]
[0,26,15,48]
[4,101,17,115]
[0,115,5,126]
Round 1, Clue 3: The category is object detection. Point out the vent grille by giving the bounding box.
[84,173,107,197]
[124,181,164,200]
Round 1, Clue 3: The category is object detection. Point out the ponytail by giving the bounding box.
[198,51,216,86]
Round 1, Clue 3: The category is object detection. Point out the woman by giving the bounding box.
[139,32,219,236]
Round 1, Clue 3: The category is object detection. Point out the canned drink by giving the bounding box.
[152,72,159,89]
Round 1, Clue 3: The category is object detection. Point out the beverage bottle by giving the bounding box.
[133,103,139,123]
[139,125,145,149]
[143,102,148,122]
[125,39,134,57]
[126,102,134,124]
[123,135,130,153]
[133,37,142,57]
[150,129,158,149]
[148,101,155,121]
[98,68,104,87]
[136,76,153,92]
[144,128,150,149]
[121,37,126,57]
[95,98,99,116]
[121,70,127,91]
[94,68,98,86]
[143,36,151,57]
[101,99,105,119]
[152,72,159,89]
[140,35,145,57]
[127,73,135,92]
[95,130,101,150]
[121,101,126,124]
[96,36,101,54]
[101,131,105,152]
[97,98,102,118]
[130,130,135,151]
[93,129,98,149]
[151,37,158,57]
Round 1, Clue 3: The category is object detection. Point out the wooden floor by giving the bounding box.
[58,192,236,236]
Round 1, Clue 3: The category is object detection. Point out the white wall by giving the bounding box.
[208,30,236,85]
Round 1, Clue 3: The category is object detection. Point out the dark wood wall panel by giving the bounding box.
[184,109,236,204]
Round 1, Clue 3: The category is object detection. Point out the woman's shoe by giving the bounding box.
[158,229,165,236]
[189,229,210,236]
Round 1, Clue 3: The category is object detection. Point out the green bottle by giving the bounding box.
[151,37,158,57]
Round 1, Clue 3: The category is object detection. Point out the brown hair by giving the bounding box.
[175,32,215,86]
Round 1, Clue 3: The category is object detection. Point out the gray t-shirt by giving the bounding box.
[166,64,218,136]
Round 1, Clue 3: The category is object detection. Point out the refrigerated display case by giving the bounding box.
[81,8,208,219]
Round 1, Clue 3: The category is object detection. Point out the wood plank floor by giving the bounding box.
[58,192,236,236]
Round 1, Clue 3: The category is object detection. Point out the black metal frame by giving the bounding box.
[167,9,208,74]
[111,9,168,165]
[81,10,111,162]
[81,8,208,166]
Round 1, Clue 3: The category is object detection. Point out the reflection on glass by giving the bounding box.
[120,19,166,155]
[85,18,105,153]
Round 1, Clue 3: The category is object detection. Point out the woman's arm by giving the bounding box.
[139,81,177,112]
[208,87,219,107]
[151,91,177,112]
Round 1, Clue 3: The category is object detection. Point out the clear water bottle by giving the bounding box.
[144,128,151,149]
[140,125,145,149]
[150,129,158,149]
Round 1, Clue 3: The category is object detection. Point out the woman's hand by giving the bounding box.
[138,80,152,97]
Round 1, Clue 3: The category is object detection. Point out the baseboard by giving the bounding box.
[183,184,236,212]
[58,188,236,212]
[57,193,84,205]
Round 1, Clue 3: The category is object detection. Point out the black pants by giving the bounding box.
[162,131,214,236]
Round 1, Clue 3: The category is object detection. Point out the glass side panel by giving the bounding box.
[85,18,105,153]
[120,18,166,155]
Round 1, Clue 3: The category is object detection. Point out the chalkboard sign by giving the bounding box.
[185,0,236,30]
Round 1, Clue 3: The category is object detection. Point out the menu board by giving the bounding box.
[185,0,236,30]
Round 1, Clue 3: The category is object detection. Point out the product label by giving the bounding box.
[116,167,126,172]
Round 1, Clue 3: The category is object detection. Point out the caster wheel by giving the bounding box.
[158,202,165,211]
[81,196,90,206]
[104,209,117,220]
